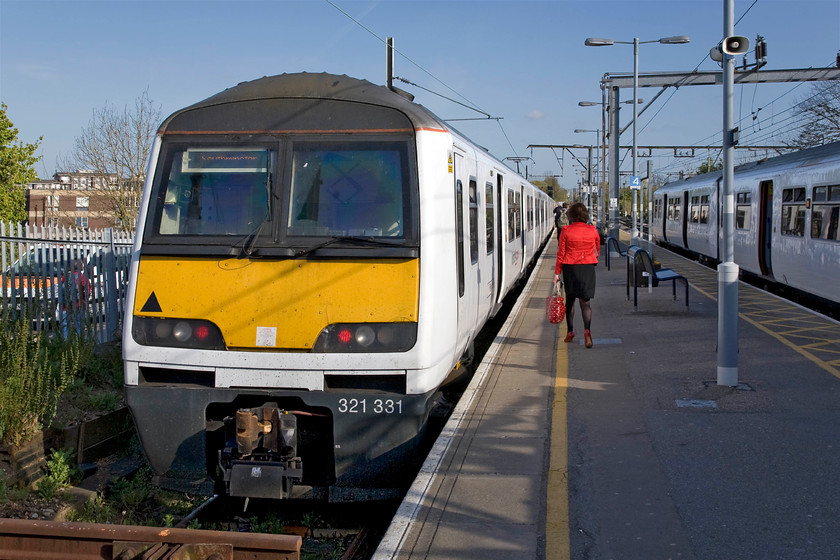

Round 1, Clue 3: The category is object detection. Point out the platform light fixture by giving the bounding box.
[584,34,690,244]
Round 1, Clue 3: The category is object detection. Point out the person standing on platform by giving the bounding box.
[554,202,600,348]
[553,202,569,240]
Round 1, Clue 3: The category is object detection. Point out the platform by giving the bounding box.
[374,233,840,560]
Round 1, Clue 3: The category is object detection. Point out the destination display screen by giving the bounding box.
[182,149,268,173]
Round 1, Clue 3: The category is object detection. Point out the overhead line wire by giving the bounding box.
[324,0,525,159]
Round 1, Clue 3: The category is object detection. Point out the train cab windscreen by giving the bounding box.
[143,139,418,255]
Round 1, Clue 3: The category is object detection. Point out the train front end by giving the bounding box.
[123,74,447,500]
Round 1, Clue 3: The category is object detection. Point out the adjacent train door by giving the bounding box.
[758,180,773,276]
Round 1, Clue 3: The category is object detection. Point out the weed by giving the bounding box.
[0,311,94,445]
[36,476,60,500]
[302,511,327,528]
[0,474,8,503]
[250,512,286,534]
[67,494,115,524]
[45,448,81,487]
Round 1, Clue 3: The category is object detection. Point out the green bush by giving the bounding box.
[0,312,93,446]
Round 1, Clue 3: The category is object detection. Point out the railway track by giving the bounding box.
[0,517,302,559]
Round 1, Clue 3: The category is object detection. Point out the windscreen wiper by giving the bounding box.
[237,170,274,258]
[238,218,270,258]
[295,236,404,258]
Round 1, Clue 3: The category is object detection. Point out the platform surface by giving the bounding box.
[374,233,840,560]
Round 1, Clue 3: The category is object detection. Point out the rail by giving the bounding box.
[0,518,301,560]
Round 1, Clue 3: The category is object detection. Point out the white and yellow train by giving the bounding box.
[123,73,554,500]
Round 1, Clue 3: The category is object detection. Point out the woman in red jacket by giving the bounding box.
[553,202,600,348]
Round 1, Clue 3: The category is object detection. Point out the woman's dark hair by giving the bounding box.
[567,202,589,223]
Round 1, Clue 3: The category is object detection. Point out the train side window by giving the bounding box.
[668,198,681,221]
[810,185,840,241]
[699,195,710,224]
[736,192,752,229]
[507,190,514,241]
[485,182,494,253]
[456,179,465,297]
[469,180,478,264]
[781,187,806,237]
[689,195,700,223]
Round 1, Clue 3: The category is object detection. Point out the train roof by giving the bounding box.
[158,72,448,134]
[659,141,840,190]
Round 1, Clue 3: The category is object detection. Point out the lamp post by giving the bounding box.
[574,128,600,223]
[584,35,689,244]
[579,98,642,235]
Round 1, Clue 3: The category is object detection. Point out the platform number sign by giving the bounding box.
[630,176,642,190]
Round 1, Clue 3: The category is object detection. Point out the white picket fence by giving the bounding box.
[1,222,134,343]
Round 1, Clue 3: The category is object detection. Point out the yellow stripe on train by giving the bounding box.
[133,256,419,349]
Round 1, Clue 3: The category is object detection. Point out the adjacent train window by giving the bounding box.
[781,187,806,236]
[653,199,663,221]
[667,198,681,221]
[485,182,495,254]
[699,195,710,224]
[811,185,840,241]
[736,192,752,229]
[468,180,478,264]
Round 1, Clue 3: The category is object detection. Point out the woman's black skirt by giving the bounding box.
[562,263,596,300]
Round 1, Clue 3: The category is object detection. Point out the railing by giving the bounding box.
[1,222,134,343]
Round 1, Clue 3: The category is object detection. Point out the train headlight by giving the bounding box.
[172,321,192,342]
[313,323,416,353]
[355,325,376,347]
[133,316,226,350]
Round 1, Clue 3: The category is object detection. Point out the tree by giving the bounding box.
[0,103,42,223]
[63,90,162,228]
[787,81,840,149]
[697,156,722,175]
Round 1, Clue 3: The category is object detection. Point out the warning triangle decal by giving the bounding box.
[141,292,163,313]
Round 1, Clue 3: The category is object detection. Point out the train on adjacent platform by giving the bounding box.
[652,141,840,307]
[122,73,554,501]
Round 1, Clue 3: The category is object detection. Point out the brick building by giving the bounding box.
[25,171,138,229]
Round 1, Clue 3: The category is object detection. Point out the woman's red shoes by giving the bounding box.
[584,329,593,348]
[564,331,575,343]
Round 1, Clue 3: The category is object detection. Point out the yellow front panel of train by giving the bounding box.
[133,257,419,349]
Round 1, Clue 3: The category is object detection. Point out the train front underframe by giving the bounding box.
[125,382,439,501]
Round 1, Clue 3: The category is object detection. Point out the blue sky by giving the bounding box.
[2,0,839,194]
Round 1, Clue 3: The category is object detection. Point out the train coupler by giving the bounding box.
[219,404,303,499]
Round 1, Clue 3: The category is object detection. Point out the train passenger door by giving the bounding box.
[453,152,479,356]
[484,180,498,313]
[520,186,527,261]
[494,174,504,305]
[682,191,689,248]
[758,180,773,276]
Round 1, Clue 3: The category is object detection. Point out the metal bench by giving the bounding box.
[626,246,689,311]
[604,236,628,271]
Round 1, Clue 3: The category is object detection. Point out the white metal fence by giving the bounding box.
[1,222,134,343]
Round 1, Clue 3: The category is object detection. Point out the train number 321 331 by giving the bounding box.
[337,398,403,414]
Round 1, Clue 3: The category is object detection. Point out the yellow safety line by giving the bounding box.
[546,326,570,560]
[670,272,840,380]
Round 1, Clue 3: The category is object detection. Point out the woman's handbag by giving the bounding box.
[546,281,566,324]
